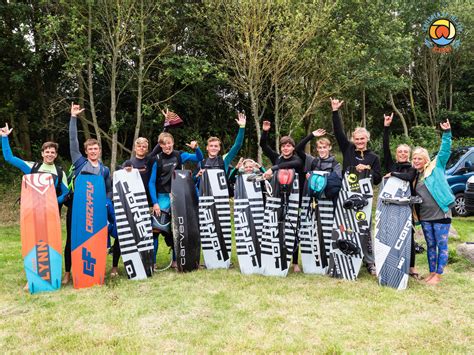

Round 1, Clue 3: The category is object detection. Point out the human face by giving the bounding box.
[207,140,221,158]
[396,146,410,163]
[134,142,149,159]
[85,144,101,163]
[412,154,427,172]
[353,133,368,151]
[316,142,331,159]
[159,138,174,155]
[243,162,254,174]
[41,147,58,165]
[280,143,294,159]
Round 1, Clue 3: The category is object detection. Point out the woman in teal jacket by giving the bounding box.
[412,120,455,285]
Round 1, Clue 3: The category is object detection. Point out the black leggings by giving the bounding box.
[65,204,73,272]
[112,239,121,267]
[292,239,299,264]
[410,229,416,268]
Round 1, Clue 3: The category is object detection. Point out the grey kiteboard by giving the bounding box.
[374,177,413,290]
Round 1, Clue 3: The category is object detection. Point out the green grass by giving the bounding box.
[0,218,473,352]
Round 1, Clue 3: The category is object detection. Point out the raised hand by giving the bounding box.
[440,119,451,131]
[161,108,169,119]
[330,97,344,112]
[235,112,246,127]
[70,102,85,117]
[312,128,326,137]
[262,120,271,132]
[236,157,244,169]
[384,112,394,127]
[0,123,13,137]
[186,140,199,150]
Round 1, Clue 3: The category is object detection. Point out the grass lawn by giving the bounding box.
[0,214,473,352]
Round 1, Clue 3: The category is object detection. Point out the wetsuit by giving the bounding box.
[66,115,113,273]
[1,136,69,204]
[260,130,304,266]
[383,126,418,269]
[149,148,203,264]
[332,110,381,268]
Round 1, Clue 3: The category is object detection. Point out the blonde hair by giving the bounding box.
[412,147,430,166]
[84,138,100,150]
[242,158,256,167]
[158,132,174,144]
[134,137,149,147]
[316,138,332,147]
[396,143,411,155]
[207,137,221,146]
[351,127,370,141]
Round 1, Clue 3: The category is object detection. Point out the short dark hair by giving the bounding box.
[41,141,59,152]
[279,136,295,147]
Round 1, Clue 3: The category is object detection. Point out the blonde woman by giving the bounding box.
[412,120,454,285]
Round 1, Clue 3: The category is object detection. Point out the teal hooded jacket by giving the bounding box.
[420,130,455,214]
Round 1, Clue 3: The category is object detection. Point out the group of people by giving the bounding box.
[1,98,455,288]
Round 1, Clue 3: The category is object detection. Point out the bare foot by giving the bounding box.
[171,261,177,269]
[23,282,29,292]
[61,272,71,285]
[110,267,119,277]
[426,274,441,285]
[293,264,301,273]
[425,272,436,282]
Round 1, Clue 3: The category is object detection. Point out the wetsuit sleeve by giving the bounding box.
[69,116,83,163]
[259,130,279,164]
[180,147,204,163]
[259,166,266,173]
[223,126,245,171]
[228,167,238,181]
[105,168,112,200]
[271,156,303,172]
[147,143,161,158]
[148,161,159,205]
[57,171,70,204]
[371,155,382,186]
[295,133,314,162]
[436,130,452,169]
[333,162,343,179]
[1,136,33,174]
[383,126,394,172]
[391,168,417,182]
[332,111,350,153]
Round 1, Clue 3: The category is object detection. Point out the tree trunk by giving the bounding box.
[408,84,418,126]
[389,92,408,138]
[448,63,453,111]
[17,113,32,160]
[304,115,312,154]
[87,2,101,145]
[110,46,119,173]
[78,72,91,139]
[250,90,262,164]
[274,84,280,152]
[361,87,366,128]
[133,0,145,157]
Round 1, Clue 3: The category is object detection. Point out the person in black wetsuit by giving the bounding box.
[295,128,342,202]
[259,120,304,273]
[383,113,419,279]
[330,98,382,276]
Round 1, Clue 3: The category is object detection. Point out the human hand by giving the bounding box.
[196,169,205,177]
[186,140,198,150]
[384,112,394,127]
[312,128,326,137]
[236,157,244,169]
[153,204,161,216]
[330,97,344,112]
[236,112,246,127]
[355,164,370,173]
[440,119,451,131]
[262,168,273,180]
[262,121,271,132]
[70,102,85,117]
[0,123,13,137]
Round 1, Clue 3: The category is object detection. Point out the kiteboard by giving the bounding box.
[113,169,154,279]
[234,173,265,274]
[171,170,201,272]
[299,171,334,274]
[328,168,373,280]
[374,177,412,290]
[199,169,232,269]
[71,174,107,288]
[20,173,62,294]
[260,170,300,277]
